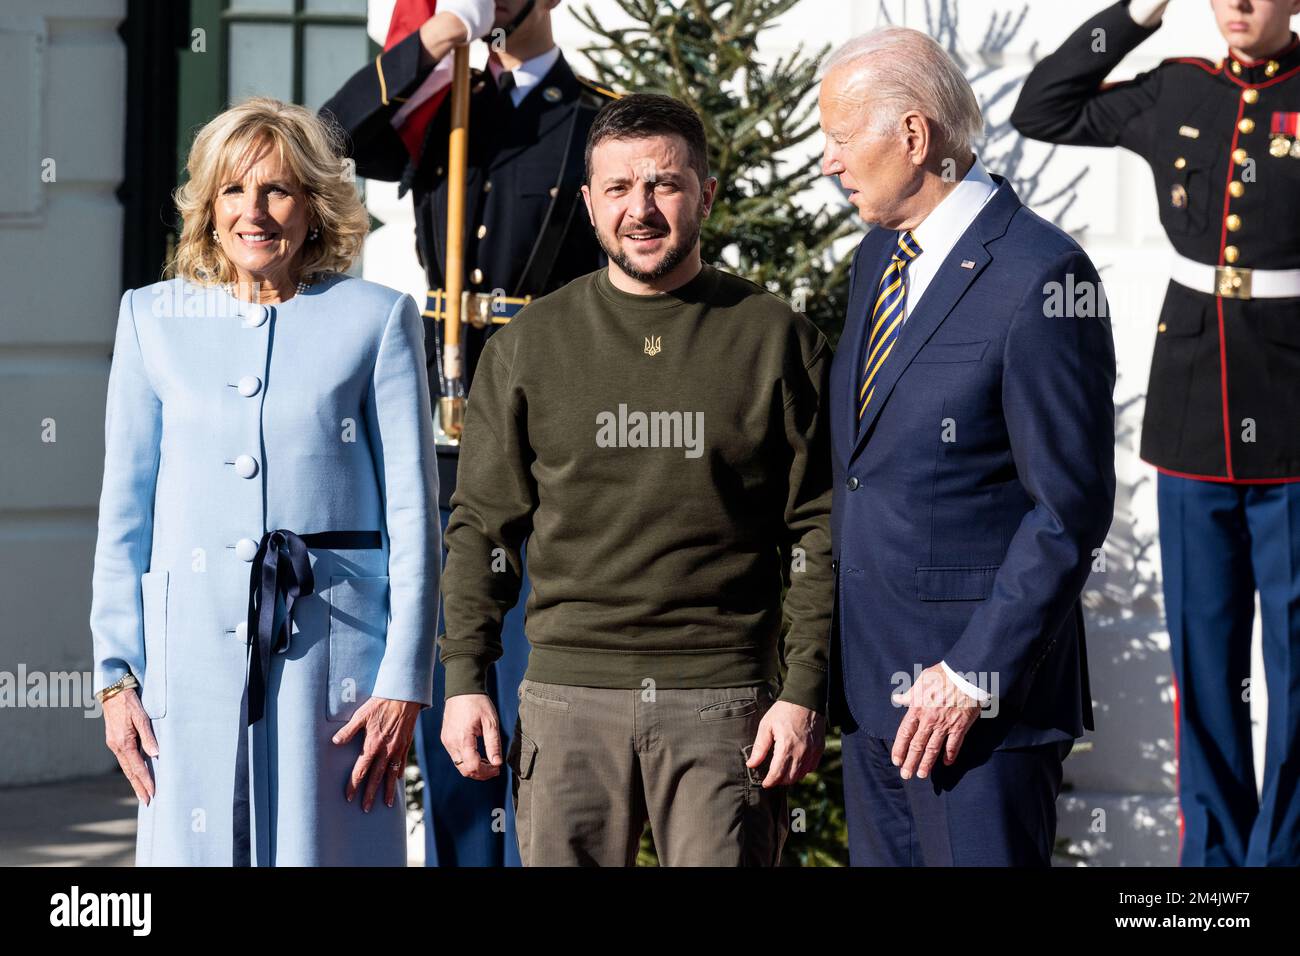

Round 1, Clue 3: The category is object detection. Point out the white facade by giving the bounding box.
[0,0,1278,865]
[0,0,126,786]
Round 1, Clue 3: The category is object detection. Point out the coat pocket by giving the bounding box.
[1158,142,1212,237]
[326,575,390,723]
[912,340,988,364]
[915,565,999,601]
[139,571,168,719]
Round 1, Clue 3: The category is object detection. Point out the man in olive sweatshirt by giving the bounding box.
[437,93,833,866]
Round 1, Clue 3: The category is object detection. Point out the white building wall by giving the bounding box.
[0,0,126,785]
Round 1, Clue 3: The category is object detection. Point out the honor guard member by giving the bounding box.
[321,0,619,867]
[1013,0,1300,867]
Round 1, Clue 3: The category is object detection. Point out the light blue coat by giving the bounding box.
[90,273,440,866]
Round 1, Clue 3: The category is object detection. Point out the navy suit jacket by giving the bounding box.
[828,175,1115,750]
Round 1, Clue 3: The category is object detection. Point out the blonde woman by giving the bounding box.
[89,97,439,865]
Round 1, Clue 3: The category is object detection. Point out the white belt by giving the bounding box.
[1170,252,1300,300]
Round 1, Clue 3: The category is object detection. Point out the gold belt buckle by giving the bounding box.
[1216,265,1252,300]
[462,291,492,328]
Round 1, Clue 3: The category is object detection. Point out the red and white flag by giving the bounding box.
[385,0,455,159]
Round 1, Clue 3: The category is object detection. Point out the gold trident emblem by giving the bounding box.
[644,335,661,356]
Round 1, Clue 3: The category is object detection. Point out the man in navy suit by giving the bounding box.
[820,26,1117,866]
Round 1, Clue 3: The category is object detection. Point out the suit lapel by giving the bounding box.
[849,178,1021,462]
[851,239,988,461]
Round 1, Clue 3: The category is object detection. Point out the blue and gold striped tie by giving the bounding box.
[859,230,922,420]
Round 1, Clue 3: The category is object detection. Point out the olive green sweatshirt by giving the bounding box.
[439,263,833,712]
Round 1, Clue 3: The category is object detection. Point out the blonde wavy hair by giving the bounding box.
[168,96,368,284]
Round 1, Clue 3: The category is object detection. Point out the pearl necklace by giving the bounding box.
[224,274,313,299]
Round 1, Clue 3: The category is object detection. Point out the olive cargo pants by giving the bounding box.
[508,678,789,866]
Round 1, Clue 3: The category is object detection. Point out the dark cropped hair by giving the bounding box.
[584,93,710,188]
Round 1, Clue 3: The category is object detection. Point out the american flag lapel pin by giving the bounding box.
[960,259,976,269]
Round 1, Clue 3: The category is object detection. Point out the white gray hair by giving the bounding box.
[823,27,983,156]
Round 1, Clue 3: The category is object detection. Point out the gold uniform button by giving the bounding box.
[471,268,484,285]
[1238,117,1255,134]
[1229,181,1245,198]
[1158,323,1168,333]
[1232,60,1242,75]
[1233,147,1249,164]
[1225,245,1240,263]
[1174,157,1187,169]
[549,186,559,198]
[1266,60,1279,77]
[483,180,492,192]
[1226,213,1242,231]
[1243,88,1259,104]
[477,224,488,239]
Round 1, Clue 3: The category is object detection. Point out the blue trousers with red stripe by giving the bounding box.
[412,480,529,867]
[1158,472,1300,866]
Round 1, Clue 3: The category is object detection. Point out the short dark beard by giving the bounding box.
[597,199,704,284]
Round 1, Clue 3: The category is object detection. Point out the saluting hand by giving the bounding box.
[1129,0,1172,28]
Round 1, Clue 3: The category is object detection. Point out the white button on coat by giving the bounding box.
[234,454,259,478]
[235,620,247,642]
[237,376,261,397]
[242,304,270,328]
[234,537,259,561]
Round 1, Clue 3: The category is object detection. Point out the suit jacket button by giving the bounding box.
[846,476,859,491]
[234,537,259,561]
[242,304,269,328]
[234,454,259,478]
[235,620,248,642]
[237,375,262,397]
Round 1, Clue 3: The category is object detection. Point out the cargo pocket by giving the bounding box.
[139,571,168,719]
[508,730,538,780]
[507,730,538,865]
[326,575,389,723]
[739,740,787,866]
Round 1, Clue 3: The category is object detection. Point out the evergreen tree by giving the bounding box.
[573,0,858,346]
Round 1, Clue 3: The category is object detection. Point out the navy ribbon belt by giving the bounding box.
[233,528,382,867]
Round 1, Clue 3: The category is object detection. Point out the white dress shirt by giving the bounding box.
[901,155,997,325]
[893,155,999,706]
[487,45,562,108]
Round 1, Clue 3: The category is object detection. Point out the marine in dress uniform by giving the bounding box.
[320,16,619,867]
[1012,0,1300,866]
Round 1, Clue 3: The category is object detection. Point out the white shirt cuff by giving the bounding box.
[941,661,992,705]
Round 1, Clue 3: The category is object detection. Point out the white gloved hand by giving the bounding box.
[438,0,497,42]
[1128,0,1171,28]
